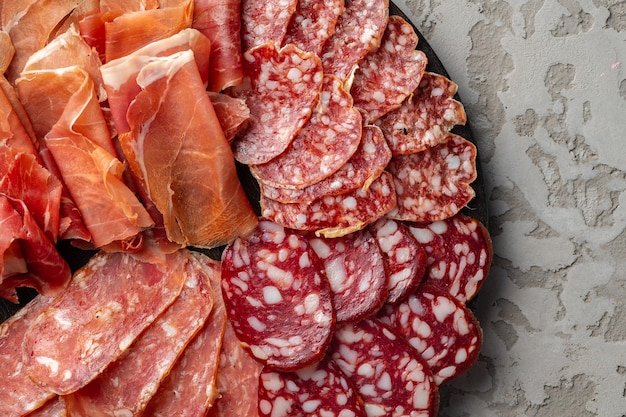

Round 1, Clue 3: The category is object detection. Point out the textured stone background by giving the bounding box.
[395,0,626,415]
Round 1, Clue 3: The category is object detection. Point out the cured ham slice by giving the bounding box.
[207,91,250,144]
[23,249,188,395]
[118,49,257,248]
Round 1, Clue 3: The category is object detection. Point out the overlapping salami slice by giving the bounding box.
[386,133,477,223]
[261,171,397,238]
[378,286,482,385]
[407,213,492,303]
[23,249,188,395]
[258,357,366,417]
[351,15,427,124]
[241,0,298,51]
[369,217,427,304]
[221,219,335,370]
[260,125,391,204]
[376,72,467,154]
[283,0,344,56]
[308,229,387,322]
[27,396,66,417]
[330,318,439,417]
[230,42,323,165]
[320,0,389,81]
[251,74,362,189]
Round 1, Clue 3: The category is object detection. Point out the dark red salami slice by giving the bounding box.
[308,229,387,322]
[369,217,427,304]
[320,0,389,81]
[241,0,298,51]
[258,357,366,417]
[376,72,467,154]
[261,171,397,238]
[230,42,323,165]
[221,219,335,370]
[283,0,344,56]
[350,15,427,124]
[330,318,439,417]
[386,133,477,223]
[407,213,492,303]
[260,125,391,204]
[378,286,482,385]
[251,74,362,189]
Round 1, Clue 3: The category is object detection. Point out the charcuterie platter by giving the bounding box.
[0,1,491,415]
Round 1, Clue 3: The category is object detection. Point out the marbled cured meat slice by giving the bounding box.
[261,171,397,238]
[260,125,391,204]
[64,251,214,417]
[351,15,427,124]
[369,217,427,304]
[258,357,366,417]
[27,396,67,417]
[376,72,467,154]
[251,74,361,189]
[330,318,439,417]
[407,213,492,303]
[241,0,298,51]
[378,286,483,385]
[320,0,389,81]
[22,249,188,395]
[283,0,344,56]
[308,230,387,323]
[144,254,228,417]
[207,91,250,144]
[221,219,335,370]
[230,42,323,165]
[386,133,477,223]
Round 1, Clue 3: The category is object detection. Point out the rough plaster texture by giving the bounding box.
[395,0,626,415]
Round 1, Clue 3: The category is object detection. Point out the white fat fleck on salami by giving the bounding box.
[330,319,438,416]
[309,229,387,322]
[261,171,397,238]
[351,15,427,124]
[378,286,483,385]
[386,133,477,223]
[283,0,344,56]
[320,0,389,81]
[230,42,323,165]
[407,213,492,303]
[251,74,362,189]
[376,72,467,154]
[221,219,335,370]
[241,0,298,50]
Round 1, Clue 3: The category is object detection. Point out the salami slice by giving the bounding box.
[23,249,188,395]
[320,0,389,81]
[261,171,397,238]
[251,74,362,189]
[258,357,366,417]
[386,133,477,223]
[221,219,335,370]
[241,0,298,51]
[376,72,467,154]
[351,15,427,124]
[369,217,428,304]
[330,318,439,417]
[308,229,387,323]
[283,0,344,56]
[378,286,483,385]
[230,42,323,165]
[260,125,391,204]
[27,396,66,417]
[407,213,492,303]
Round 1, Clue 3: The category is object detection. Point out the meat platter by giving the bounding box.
[0,1,492,416]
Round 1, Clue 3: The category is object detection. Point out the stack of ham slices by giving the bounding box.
[0,0,493,416]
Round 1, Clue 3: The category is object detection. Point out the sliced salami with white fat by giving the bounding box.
[369,217,427,304]
[221,219,335,370]
[386,133,477,223]
[26,396,66,417]
[330,318,439,417]
[308,229,387,323]
[230,42,323,165]
[241,0,298,51]
[351,15,427,124]
[376,72,466,154]
[258,357,366,417]
[283,0,344,56]
[407,213,492,303]
[378,285,482,385]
